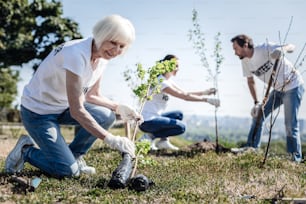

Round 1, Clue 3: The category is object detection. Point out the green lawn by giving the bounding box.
[0,135,305,203]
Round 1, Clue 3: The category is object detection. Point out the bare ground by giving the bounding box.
[0,135,17,159]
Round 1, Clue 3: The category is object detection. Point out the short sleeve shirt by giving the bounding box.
[241,42,303,91]
[21,37,108,114]
[141,75,175,120]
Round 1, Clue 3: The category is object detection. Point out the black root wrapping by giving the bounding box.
[128,174,154,192]
[108,153,133,189]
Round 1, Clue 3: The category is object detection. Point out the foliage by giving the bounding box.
[188,9,209,69]
[135,140,151,155]
[0,0,82,70]
[124,59,177,108]
[0,68,19,109]
[0,0,82,111]
[135,140,158,167]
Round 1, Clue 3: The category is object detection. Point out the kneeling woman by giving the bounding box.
[139,54,220,150]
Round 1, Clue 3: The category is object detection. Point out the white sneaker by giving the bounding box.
[150,139,159,151]
[156,138,179,151]
[5,135,35,173]
[76,156,96,175]
[138,134,153,142]
[138,134,158,151]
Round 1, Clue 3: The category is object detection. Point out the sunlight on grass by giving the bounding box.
[0,126,305,203]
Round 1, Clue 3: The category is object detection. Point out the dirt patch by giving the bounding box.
[0,135,17,159]
[151,141,231,157]
[187,141,230,152]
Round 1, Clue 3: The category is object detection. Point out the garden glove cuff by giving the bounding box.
[205,88,217,95]
[115,104,143,123]
[104,134,135,158]
[206,98,220,107]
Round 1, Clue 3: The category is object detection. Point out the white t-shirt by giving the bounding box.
[241,42,304,91]
[21,37,108,114]
[141,75,175,121]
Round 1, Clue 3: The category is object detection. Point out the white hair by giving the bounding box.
[92,14,135,52]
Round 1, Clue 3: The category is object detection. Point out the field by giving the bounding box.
[0,124,305,203]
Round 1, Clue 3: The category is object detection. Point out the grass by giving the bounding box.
[0,127,305,203]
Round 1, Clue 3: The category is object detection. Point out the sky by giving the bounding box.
[18,0,306,119]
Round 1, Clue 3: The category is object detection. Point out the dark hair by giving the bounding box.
[231,34,254,49]
[160,54,178,62]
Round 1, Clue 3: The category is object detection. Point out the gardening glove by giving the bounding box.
[115,104,143,123]
[205,88,217,95]
[104,134,135,158]
[206,98,220,108]
[251,103,262,118]
[284,43,295,53]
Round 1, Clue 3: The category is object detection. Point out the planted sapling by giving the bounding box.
[108,59,177,191]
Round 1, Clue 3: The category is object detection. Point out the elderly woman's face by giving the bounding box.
[98,40,126,60]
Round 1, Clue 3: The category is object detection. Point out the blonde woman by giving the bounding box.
[5,15,141,178]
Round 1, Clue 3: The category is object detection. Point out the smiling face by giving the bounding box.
[92,15,135,61]
[92,40,126,60]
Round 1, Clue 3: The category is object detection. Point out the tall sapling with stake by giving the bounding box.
[188,9,224,152]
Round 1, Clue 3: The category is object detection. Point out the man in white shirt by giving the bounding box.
[231,34,304,162]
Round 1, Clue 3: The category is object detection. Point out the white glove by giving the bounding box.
[251,103,261,118]
[205,88,217,95]
[285,44,295,53]
[270,49,282,59]
[104,134,135,158]
[115,104,143,123]
[206,98,220,107]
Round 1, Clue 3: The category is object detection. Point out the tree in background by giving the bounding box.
[0,0,82,120]
[188,9,224,152]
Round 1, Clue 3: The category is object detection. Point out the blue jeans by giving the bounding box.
[247,85,304,162]
[139,111,186,138]
[20,103,116,178]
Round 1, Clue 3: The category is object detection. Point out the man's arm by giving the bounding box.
[247,76,259,104]
[271,43,295,59]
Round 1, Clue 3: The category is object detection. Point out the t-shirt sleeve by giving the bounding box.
[62,49,86,76]
[267,42,281,52]
[241,60,252,77]
[160,77,172,90]
[53,45,87,77]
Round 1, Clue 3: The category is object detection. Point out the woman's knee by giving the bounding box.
[180,124,186,133]
[177,112,184,120]
[86,104,116,128]
[102,111,116,128]
[50,160,80,178]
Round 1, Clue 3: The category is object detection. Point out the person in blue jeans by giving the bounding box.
[5,15,142,178]
[138,54,220,150]
[231,34,304,162]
